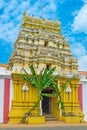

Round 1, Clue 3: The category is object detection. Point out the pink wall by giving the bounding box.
[3,79,10,123]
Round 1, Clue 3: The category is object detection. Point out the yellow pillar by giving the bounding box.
[72,85,74,102]
[76,86,78,102]
[8,73,41,124]
[13,81,16,101]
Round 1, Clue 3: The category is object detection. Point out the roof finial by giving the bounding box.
[22,11,27,24]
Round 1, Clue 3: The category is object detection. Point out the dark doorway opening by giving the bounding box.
[42,96,51,114]
[42,88,53,114]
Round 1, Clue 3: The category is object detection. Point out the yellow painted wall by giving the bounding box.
[8,73,39,123]
[51,77,84,123]
[8,74,84,124]
[52,96,60,119]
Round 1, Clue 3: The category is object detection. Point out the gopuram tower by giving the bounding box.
[8,12,84,124]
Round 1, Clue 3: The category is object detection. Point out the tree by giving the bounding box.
[21,65,60,99]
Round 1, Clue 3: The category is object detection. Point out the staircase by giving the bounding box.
[45,114,58,121]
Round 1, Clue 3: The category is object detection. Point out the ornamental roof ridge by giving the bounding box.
[22,11,60,27]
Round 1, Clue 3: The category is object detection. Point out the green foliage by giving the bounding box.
[41,93,57,97]
[22,66,38,88]
[21,65,60,93]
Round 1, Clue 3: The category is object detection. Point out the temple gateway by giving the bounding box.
[7,12,84,124]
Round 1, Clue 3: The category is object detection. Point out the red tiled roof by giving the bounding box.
[0,64,8,69]
[0,64,7,67]
[78,71,87,76]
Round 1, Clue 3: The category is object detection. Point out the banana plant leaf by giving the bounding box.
[41,93,57,97]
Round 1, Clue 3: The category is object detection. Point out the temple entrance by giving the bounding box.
[42,96,51,114]
[42,88,53,114]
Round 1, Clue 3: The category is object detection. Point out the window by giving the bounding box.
[26,38,28,42]
[46,64,51,70]
[30,50,33,57]
[45,41,49,47]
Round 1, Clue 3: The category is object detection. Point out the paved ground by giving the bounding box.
[0,121,87,130]
[0,127,87,130]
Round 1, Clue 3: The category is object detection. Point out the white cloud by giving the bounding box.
[70,42,87,71]
[17,1,30,11]
[0,0,6,9]
[72,4,87,33]
[0,0,32,45]
[78,55,87,71]
[70,43,86,57]
[0,0,59,46]
[72,10,79,16]
[71,2,87,71]
[3,0,19,14]
[0,21,19,43]
[82,0,87,4]
[49,0,57,11]
[28,0,57,18]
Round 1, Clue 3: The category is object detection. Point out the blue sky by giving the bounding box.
[0,0,87,71]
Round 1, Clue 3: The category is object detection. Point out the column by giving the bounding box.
[76,86,78,102]
[72,85,74,102]
[40,100,42,116]
[63,89,65,102]
[19,83,22,101]
[13,82,16,101]
[58,80,62,116]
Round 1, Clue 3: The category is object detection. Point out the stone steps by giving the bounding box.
[45,114,58,121]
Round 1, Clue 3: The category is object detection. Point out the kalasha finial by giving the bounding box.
[23,11,27,17]
[22,11,27,23]
[55,18,59,22]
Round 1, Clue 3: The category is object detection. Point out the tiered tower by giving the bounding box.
[8,11,78,75]
[8,12,83,124]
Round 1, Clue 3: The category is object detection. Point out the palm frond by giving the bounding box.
[30,65,39,87]
[62,78,72,90]
[17,72,32,84]
[47,66,56,77]
[41,93,52,97]
[42,78,55,90]
[40,67,56,87]
[22,68,37,87]
[30,65,36,77]
[41,93,57,97]
[40,67,48,86]
[42,74,59,90]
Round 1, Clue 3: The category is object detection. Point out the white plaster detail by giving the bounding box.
[0,79,4,123]
[66,86,72,93]
[22,83,29,91]
[40,100,42,116]
[22,83,29,101]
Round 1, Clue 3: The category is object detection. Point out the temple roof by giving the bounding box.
[22,11,61,33]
